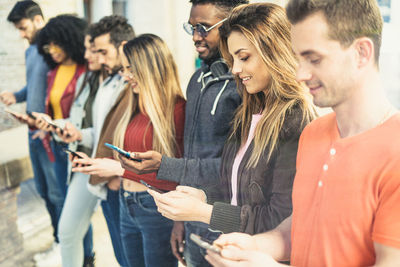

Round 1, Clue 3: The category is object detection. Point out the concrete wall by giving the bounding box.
[380,0,400,108]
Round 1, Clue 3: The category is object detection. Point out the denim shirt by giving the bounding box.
[14,44,49,113]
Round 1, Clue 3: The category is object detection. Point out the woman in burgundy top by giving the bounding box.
[74,34,185,267]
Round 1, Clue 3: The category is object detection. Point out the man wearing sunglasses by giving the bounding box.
[118,0,248,266]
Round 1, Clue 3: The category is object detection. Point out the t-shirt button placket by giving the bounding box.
[318,164,329,188]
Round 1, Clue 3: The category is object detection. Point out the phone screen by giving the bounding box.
[190,233,221,254]
[104,143,142,162]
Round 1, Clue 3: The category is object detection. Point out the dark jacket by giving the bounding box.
[157,59,242,187]
[205,106,307,234]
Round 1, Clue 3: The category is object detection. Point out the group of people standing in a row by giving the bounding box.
[2,0,400,267]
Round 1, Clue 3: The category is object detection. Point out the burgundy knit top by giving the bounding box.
[122,97,186,191]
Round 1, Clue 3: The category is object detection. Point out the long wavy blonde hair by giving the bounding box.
[113,34,183,157]
[219,3,316,167]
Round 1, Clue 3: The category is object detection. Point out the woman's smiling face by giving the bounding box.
[228,31,271,94]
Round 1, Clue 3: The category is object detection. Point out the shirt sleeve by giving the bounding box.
[14,86,27,103]
[372,159,400,249]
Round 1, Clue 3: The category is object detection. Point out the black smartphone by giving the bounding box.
[190,233,221,254]
[41,116,64,134]
[62,147,83,159]
[104,143,142,162]
[26,111,37,120]
[140,180,164,193]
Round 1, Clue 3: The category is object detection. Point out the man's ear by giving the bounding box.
[32,14,44,27]
[118,40,128,53]
[120,40,128,49]
[118,40,128,55]
[354,37,374,68]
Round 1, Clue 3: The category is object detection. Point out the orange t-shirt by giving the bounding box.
[291,112,400,267]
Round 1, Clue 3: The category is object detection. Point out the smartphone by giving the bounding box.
[190,234,221,254]
[26,111,37,120]
[104,143,142,162]
[41,116,64,134]
[139,180,164,193]
[62,147,83,159]
[4,107,23,118]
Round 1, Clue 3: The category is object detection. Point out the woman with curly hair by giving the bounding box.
[35,14,87,194]
[33,14,94,265]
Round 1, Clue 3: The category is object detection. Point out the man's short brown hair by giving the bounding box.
[286,0,383,63]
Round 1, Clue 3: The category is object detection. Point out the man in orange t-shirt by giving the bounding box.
[204,0,400,266]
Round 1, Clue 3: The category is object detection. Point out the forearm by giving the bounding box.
[157,156,221,187]
[253,216,292,261]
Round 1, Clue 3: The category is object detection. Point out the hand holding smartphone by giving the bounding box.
[190,233,221,254]
[104,143,142,162]
[26,111,37,120]
[140,180,164,193]
[62,147,83,159]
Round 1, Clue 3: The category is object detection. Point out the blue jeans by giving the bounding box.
[51,140,93,258]
[58,172,98,267]
[101,188,128,267]
[29,131,63,242]
[184,222,221,267]
[119,188,177,267]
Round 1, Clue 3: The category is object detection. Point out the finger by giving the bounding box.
[147,188,162,199]
[219,246,247,261]
[72,165,94,173]
[31,131,42,140]
[170,237,180,260]
[213,233,249,248]
[176,185,200,195]
[205,251,233,267]
[73,158,92,165]
[130,150,155,160]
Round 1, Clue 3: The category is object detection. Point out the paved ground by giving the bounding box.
[17,179,119,267]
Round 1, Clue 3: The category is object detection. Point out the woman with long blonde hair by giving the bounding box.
[74,34,185,267]
[149,2,315,238]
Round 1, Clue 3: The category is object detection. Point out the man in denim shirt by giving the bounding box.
[1,1,65,263]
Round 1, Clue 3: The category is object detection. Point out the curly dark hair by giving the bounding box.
[89,15,135,48]
[189,0,249,16]
[37,14,87,69]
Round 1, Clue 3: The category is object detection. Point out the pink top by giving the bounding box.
[231,114,263,205]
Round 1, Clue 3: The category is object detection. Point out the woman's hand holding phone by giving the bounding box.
[72,157,124,177]
[56,122,82,143]
[203,232,280,267]
[147,187,212,223]
[118,150,162,174]
[4,108,35,126]
[33,112,54,132]
[205,246,278,267]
